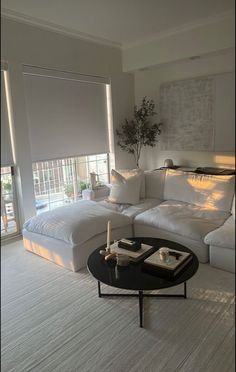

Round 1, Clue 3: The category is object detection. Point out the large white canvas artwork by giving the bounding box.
[160,77,215,150]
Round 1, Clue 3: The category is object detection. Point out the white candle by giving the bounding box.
[106,220,111,251]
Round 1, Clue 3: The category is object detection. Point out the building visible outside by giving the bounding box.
[1,167,18,237]
[32,153,109,214]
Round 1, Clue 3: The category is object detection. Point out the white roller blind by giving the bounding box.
[1,70,14,166]
[23,68,109,162]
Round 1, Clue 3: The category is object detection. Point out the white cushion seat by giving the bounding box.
[134,200,230,263]
[98,198,163,219]
[24,200,132,246]
[135,200,230,241]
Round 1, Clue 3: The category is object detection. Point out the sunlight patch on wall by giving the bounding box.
[214,155,235,168]
[4,70,16,164]
[106,84,115,173]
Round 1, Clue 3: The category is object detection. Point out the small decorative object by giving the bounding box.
[99,249,108,256]
[116,97,162,168]
[110,241,155,262]
[143,248,193,279]
[118,238,141,252]
[164,159,174,168]
[106,220,111,253]
[116,254,130,267]
[90,172,99,190]
[159,247,170,263]
[82,189,95,200]
[104,252,117,261]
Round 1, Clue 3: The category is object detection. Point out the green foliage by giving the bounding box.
[79,181,89,191]
[3,181,12,193]
[116,97,162,167]
[64,184,74,197]
[64,181,90,197]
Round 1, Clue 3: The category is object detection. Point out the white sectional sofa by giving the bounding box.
[204,196,235,273]
[23,168,235,273]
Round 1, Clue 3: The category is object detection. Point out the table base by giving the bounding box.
[98,281,187,328]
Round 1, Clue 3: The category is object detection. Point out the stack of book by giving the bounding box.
[143,248,193,279]
[110,241,155,262]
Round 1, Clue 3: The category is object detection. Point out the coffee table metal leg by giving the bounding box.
[139,290,143,328]
[96,282,186,326]
[98,281,101,297]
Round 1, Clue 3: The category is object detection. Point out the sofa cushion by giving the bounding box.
[112,168,145,198]
[111,169,126,184]
[145,169,165,199]
[204,216,235,250]
[23,200,132,245]
[108,173,142,205]
[134,200,229,241]
[99,198,162,219]
[164,169,235,212]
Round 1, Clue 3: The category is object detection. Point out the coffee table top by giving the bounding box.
[87,237,199,291]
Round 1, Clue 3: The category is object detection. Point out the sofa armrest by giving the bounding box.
[204,216,235,249]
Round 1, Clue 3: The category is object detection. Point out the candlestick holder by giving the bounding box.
[105,246,110,254]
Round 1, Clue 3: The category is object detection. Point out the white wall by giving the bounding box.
[123,12,235,72]
[1,18,135,227]
[135,49,235,170]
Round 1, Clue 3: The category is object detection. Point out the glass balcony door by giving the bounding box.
[1,166,19,239]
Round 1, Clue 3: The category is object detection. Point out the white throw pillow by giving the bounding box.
[111,169,126,184]
[108,172,142,205]
[113,168,145,198]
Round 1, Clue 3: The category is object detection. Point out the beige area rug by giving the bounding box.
[1,239,235,372]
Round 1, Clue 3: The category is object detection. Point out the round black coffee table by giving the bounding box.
[87,237,199,327]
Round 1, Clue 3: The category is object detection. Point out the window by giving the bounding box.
[33,153,109,214]
[1,167,19,237]
[1,68,20,240]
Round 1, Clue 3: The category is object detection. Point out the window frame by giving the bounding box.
[32,153,110,214]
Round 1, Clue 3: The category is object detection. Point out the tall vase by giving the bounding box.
[90,172,97,190]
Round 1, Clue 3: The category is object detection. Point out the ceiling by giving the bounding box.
[1,0,235,48]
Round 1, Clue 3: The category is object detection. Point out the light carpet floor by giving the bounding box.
[1,239,235,372]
